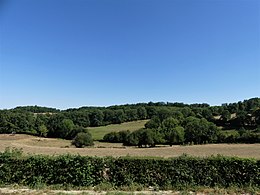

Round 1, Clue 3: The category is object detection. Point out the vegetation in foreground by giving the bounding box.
[0,148,259,191]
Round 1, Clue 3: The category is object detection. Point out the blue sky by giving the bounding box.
[0,0,259,109]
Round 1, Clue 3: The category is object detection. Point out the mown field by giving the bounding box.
[0,119,259,158]
[0,134,260,158]
[88,120,149,140]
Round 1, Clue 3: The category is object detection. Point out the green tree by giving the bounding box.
[34,116,44,130]
[103,109,115,124]
[123,129,163,147]
[137,107,147,119]
[38,124,48,137]
[221,110,231,122]
[161,117,179,138]
[162,117,179,130]
[103,132,120,142]
[72,132,94,148]
[157,108,172,122]
[253,109,260,126]
[146,106,158,118]
[145,116,161,129]
[171,111,184,122]
[113,109,125,124]
[161,117,184,145]
[123,131,139,146]
[47,113,65,137]
[138,129,155,147]
[184,117,219,144]
[61,119,75,138]
[125,109,138,121]
[202,109,213,121]
[181,107,194,117]
[90,110,104,126]
[0,111,11,133]
[184,117,202,144]
[167,126,185,146]
[68,111,90,127]
[68,126,86,139]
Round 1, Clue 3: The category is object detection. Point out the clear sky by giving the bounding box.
[0,0,259,109]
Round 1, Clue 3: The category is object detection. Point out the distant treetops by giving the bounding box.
[0,98,259,147]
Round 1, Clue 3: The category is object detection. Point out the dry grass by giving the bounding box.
[0,187,258,195]
[0,134,260,158]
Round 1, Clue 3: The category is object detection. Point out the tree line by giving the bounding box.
[0,98,259,144]
[104,115,260,147]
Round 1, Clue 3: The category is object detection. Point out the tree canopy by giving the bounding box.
[0,98,259,144]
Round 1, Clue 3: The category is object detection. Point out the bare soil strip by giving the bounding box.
[0,187,256,195]
[0,188,176,195]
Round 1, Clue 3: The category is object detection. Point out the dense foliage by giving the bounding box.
[0,98,259,144]
[0,149,259,189]
[104,113,259,147]
[72,132,94,148]
[103,130,131,143]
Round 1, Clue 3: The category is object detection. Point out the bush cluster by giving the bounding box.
[103,130,130,143]
[218,130,260,144]
[103,116,220,147]
[72,132,94,148]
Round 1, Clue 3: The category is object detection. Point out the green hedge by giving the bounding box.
[0,150,259,188]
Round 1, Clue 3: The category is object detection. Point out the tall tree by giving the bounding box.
[89,110,104,126]
[167,126,185,146]
[137,107,147,120]
[221,110,231,122]
[38,124,48,137]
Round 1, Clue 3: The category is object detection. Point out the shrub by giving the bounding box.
[123,129,164,147]
[103,130,130,143]
[0,152,258,189]
[72,132,94,148]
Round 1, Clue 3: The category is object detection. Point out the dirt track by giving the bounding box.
[0,188,177,195]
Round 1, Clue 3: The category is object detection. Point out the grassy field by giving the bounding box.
[220,129,240,136]
[0,134,260,159]
[88,120,149,140]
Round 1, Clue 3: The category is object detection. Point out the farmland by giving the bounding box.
[0,134,260,158]
[88,120,149,140]
[1,100,260,193]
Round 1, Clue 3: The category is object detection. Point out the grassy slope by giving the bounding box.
[88,120,149,140]
[220,129,240,136]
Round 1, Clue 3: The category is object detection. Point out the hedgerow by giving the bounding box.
[0,149,259,189]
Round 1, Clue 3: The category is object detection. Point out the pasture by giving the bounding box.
[88,120,149,140]
[0,134,260,158]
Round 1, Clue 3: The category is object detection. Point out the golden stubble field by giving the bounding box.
[0,134,259,158]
